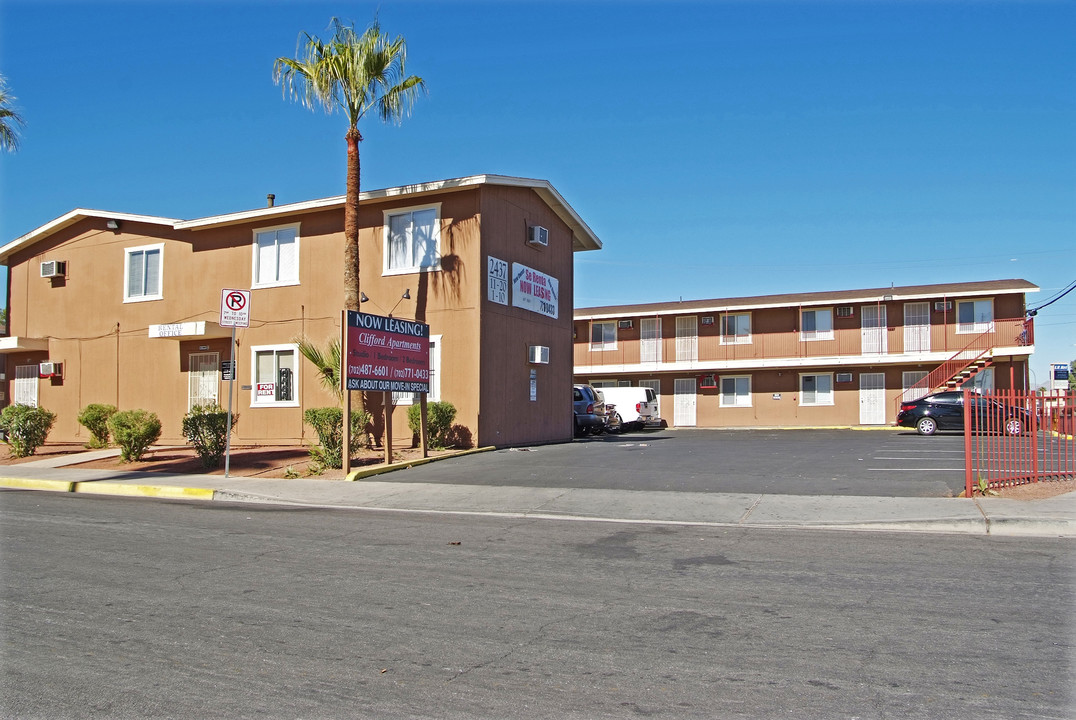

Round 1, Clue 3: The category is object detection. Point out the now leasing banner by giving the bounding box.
[511,263,559,319]
[345,311,430,393]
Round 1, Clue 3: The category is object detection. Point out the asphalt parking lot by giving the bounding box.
[390,428,971,498]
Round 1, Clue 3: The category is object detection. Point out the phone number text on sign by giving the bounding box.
[511,263,559,319]
[345,311,430,393]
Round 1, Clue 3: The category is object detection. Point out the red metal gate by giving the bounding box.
[964,390,1076,496]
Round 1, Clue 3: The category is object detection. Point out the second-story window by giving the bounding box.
[253,225,299,287]
[956,299,994,334]
[124,244,163,302]
[385,205,440,275]
[720,313,751,345]
[800,308,834,341]
[591,321,616,351]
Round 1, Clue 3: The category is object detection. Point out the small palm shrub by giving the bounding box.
[182,404,238,469]
[107,409,162,462]
[304,407,371,469]
[0,404,57,458]
[77,403,117,448]
[406,401,458,449]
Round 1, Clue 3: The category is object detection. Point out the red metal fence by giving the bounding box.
[964,389,1076,496]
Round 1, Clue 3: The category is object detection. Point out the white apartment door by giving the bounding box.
[13,365,39,407]
[903,302,930,353]
[861,305,887,355]
[859,372,886,425]
[640,317,661,363]
[674,378,696,427]
[676,317,697,362]
[188,352,220,410]
[639,379,661,420]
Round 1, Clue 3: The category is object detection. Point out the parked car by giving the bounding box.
[594,386,661,431]
[573,384,606,437]
[896,391,1030,436]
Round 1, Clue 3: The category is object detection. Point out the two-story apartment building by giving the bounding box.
[0,174,601,448]
[574,280,1037,428]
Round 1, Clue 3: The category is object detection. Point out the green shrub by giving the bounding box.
[406,401,458,449]
[107,409,162,462]
[0,404,57,458]
[77,403,117,448]
[303,407,371,469]
[181,404,238,469]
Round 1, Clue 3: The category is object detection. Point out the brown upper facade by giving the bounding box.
[1,175,601,448]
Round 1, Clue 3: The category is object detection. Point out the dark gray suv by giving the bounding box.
[573,384,606,437]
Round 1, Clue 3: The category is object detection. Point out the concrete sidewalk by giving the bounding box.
[2,455,1074,538]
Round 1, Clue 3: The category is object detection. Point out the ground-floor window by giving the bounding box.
[800,373,834,406]
[965,367,994,393]
[13,365,38,407]
[902,371,929,401]
[720,375,751,407]
[251,344,298,406]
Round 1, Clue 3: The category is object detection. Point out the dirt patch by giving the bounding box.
[0,443,453,480]
[972,477,1076,501]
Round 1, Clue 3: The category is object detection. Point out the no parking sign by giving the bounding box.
[220,289,251,328]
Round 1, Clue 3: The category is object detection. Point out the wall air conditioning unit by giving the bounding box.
[934,301,953,312]
[836,372,853,383]
[836,306,854,318]
[699,374,717,389]
[526,225,549,248]
[617,319,633,329]
[39,362,62,378]
[40,260,67,278]
[701,316,714,326]
[528,345,550,364]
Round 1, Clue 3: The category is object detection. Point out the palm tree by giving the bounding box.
[296,336,343,402]
[273,17,425,312]
[0,74,26,153]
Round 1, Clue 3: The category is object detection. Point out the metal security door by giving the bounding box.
[640,317,661,363]
[859,372,886,425]
[188,352,220,410]
[674,378,696,427]
[903,302,930,352]
[13,365,38,407]
[861,305,887,355]
[675,317,697,362]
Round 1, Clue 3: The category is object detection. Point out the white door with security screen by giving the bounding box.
[188,352,220,410]
[861,305,887,355]
[859,372,886,425]
[904,302,930,353]
[640,317,661,363]
[674,378,696,427]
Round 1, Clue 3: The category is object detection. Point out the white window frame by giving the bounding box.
[799,373,834,406]
[252,223,300,288]
[392,335,442,405]
[956,298,994,334]
[250,344,299,407]
[123,243,164,302]
[719,375,752,408]
[383,203,442,276]
[800,308,834,341]
[720,313,752,345]
[591,379,618,388]
[590,321,617,351]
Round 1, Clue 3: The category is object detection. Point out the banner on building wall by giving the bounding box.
[511,262,559,319]
[344,311,430,393]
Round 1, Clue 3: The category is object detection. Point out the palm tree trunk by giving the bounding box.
[343,126,362,311]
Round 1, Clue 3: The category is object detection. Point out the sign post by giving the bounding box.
[219,289,251,478]
[343,310,430,466]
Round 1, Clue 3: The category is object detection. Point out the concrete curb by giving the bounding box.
[0,476,215,500]
[0,477,75,492]
[344,446,496,482]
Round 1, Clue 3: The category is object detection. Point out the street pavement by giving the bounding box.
[2,444,1074,537]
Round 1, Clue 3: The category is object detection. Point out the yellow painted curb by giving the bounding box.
[0,477,75,492]
[346,446,496,482]
[72,482,216,500]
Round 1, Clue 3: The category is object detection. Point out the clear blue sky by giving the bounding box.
[1,1,1073,386]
